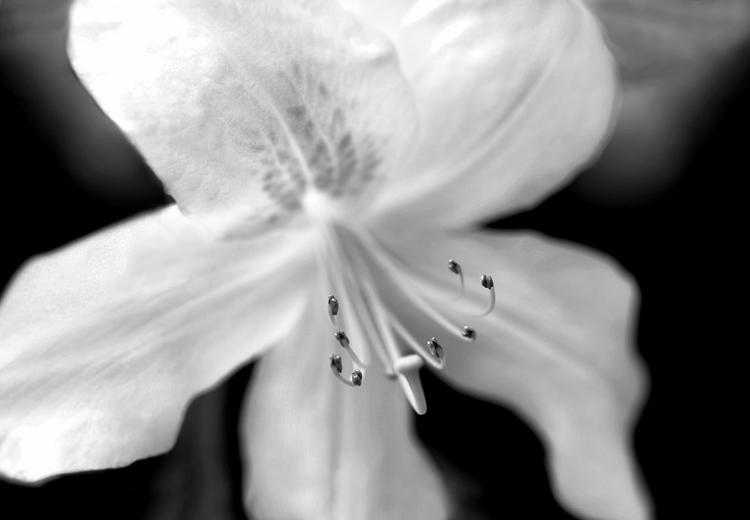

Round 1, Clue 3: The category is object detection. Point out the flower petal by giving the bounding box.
[371,228,651,520]
[369,0,618,228]
[68,0,418,220]
[334,0,414,40]
[240,292,449,520]
[0,206,313,482]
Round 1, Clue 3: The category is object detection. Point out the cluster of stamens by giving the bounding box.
[325,258,496,415]
[327,295,363,386]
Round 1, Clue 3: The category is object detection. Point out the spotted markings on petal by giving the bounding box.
[256,62,382,213]
[70,1,408,226]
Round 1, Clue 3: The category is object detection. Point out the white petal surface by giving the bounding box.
[0,207,313,482]
[241,292,448,520]
[370,228,651,520]
[69,0,418,220]
[335,0,415,40]
[369,0,618,228]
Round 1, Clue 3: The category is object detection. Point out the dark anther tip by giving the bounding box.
[461,326,477,341]
[328,295,339,315]
[329,354,343,373]
[427,337,443,359]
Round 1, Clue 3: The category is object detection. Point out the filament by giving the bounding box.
[359,277,401,377]
[334,330,366,367]
[317,225,370,366]
[365,244,467,342]
[387,310,445,370]
[323,224,402,371]
[329,354,363,387]
[480,274,496,317]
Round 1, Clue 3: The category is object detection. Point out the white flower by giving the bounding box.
[0,1,650,519]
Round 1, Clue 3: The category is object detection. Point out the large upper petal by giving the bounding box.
[334,0,414,41]
[240,291,448,520]
[368,227,651,520]
[0,207,313,482]
[366,0,619,228]
[68,0,419,221]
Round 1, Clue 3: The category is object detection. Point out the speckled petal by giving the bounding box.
[69,0,418,222]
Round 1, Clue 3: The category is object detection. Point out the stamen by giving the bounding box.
[480,274,496,316]
[344,228,467,341]
[393,355,427,415]
[461,326,477,341]
[448,259,464,298]
[360,278,401,379]
[388,313,445,370]
[426,337,444,364]
[334,330,348,345]
[334,330,365,366]
[327,295,339,326]
[330,353,343,373]
[329,354,363,387]
[319,225,376,366]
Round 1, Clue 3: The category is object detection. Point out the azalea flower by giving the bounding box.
[0,0,650,519]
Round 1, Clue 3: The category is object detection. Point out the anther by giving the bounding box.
[334,330,349,346]
[393,355,427,415]
[328,295,339,315]
[329,354,363,388]
[479,274,496,316]
[448,259,464,298]
[461,326,477,341]
[426,337,444,362]
[334,330,365,366]
[328,295,339,326]
[329,353,343,373]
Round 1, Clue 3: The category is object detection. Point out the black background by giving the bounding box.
[1,4,747,519]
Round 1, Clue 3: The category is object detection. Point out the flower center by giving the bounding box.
[257,73,383,222]
[313,223,494,414]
